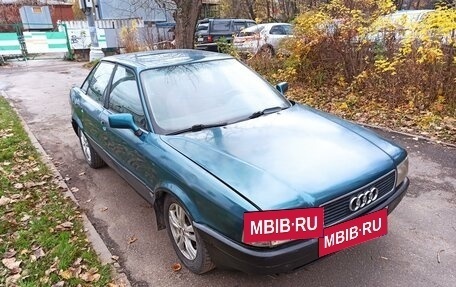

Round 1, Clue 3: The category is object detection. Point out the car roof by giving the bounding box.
[387,9,434,21]
[241,23,291,33]
[102,49,233,70]
[199,18,255,22]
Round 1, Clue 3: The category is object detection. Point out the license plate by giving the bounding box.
[319,209,388,256]
[197,37,204,42]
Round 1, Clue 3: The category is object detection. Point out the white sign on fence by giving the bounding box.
[67,28,107,49]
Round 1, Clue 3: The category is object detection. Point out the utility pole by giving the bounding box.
[79,0,104,61]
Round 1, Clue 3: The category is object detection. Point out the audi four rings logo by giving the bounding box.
[348,187,379,212]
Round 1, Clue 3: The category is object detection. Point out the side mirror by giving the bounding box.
[108,113,143,136]
[276,82,289,95]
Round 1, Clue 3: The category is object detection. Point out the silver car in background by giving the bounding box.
[233,23,293,56]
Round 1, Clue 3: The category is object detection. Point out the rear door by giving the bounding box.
[77,61,115,149]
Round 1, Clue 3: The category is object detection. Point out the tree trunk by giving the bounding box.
[174,0,202,49]
[245,0,256,20]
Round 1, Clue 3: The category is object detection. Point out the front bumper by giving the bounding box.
[194,177,409,274]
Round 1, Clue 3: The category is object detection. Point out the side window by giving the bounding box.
[81,71,91,92]
[108,66,147,130]
[212,20,231,32]
[86,62,115,103]
[269,25,287,35]
[283,25,293,35]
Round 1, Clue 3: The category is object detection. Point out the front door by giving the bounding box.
[99,64,158,201]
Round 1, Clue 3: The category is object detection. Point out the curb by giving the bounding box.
[1,91,132,287]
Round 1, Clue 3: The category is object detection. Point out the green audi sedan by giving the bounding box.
[70,50,409,274]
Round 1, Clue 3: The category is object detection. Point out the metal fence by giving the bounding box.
[0,22,72,60]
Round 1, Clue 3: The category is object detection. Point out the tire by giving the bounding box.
[259,45,274,58]
[164,195,215,274]
[78,129,106,169]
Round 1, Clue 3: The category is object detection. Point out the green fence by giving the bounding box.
[23,31,68,53]
[0,23,72,59]
[0,33,22,55]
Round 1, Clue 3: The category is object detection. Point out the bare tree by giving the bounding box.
[100,0,202,49]
[171,0,202,48]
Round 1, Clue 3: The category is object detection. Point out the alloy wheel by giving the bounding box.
[168,203,198,260]
[79,131,92,162]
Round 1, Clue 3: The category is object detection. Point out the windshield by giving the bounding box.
[141,59,290,134]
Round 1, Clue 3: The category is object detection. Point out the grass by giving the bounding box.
[0,96,112,286]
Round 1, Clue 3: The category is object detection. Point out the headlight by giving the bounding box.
[396,157,409,187]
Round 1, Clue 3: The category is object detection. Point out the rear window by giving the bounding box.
[212,20,231,32]
[239,25,265,36]
[197,22,209,31]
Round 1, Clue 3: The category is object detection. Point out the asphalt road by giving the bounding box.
[1,59,455,287]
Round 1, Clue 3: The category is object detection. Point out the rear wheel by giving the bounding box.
[259,45,274,58]
[78,129,106,169]
[164,195,215,274]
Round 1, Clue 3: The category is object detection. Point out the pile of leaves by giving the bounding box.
[0,97,113,286]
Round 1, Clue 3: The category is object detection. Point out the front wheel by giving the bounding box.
[164,195,215,274]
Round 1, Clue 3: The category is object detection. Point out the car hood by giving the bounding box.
[161,104,399,210]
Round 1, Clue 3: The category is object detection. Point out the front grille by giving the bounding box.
[321,170,396,226]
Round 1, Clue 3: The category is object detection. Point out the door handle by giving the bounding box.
[101,120,107,131]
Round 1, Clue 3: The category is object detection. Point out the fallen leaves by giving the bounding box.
[31,246,46,262]
[111,255,119,261]
[0,98,112,286]
[55,221,73,231]
[3,249,17,259]
[53,257,101,283]
[0,128,14,139]
[13,183,23,189]
[0,196,11,206]
[2,257,22,273]
[172,263,182,272]
[127,236,138,245]
[20,214,31,222]
[80,268,101,282]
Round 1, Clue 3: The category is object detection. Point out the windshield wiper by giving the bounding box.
[249,106,285,119]
[167,122,228,135]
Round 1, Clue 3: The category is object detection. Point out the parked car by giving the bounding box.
[70,50,409,274]
[195,18,256,52]
[368,10,434,44]
[233,23,293,56]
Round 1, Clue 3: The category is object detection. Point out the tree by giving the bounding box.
[171,0,203,48]
[96,0,202,49]
[72,1,86,20]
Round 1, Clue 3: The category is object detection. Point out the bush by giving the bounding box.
[256,1,456,117]
[119,22,143,53]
